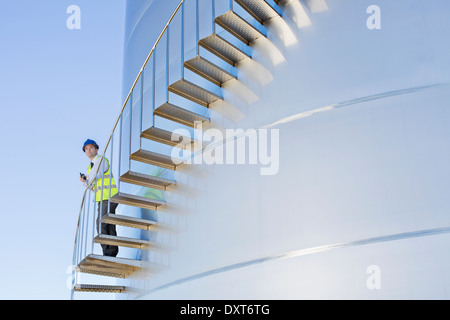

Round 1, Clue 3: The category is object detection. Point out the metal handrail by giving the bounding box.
[70,0,186,299]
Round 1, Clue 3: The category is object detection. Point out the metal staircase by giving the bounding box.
[71,0,328,298]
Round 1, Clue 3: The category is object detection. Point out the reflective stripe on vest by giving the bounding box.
[87,156,118,202]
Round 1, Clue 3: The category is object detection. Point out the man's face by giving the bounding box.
[84,144,98,159]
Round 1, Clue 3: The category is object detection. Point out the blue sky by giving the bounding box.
[0,0,126,299]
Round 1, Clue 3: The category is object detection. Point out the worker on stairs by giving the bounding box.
[80,139,119,257]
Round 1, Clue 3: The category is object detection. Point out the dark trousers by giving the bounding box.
[96,200,119,257]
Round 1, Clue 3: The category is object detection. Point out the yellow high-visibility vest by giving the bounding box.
[87,155,118,202]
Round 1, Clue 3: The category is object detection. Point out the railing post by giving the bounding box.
[152,52,156,127]
[140,73,144,149]
[212,0,216,33]
[93,192,97,238]
[129,93,133,170]
[108,134,114,214]
[79,201,85,261]
[79,200,86,262]
[181,1,185,78]
[84,192,90,257]
[89,191,94,254]
[166,25,170,102]
[99,156,105,237]
[196,0,199,55]
[118,113,123,192]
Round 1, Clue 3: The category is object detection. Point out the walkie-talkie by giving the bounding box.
[80,172,87,180]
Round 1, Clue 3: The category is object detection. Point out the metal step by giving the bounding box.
[73,284,126,293]
[85,254,142,270]
[94,234,151,249]
[184,56,236,87]
[76,261,131,279]
[199,33,250,66]
[130,149,181,171]
[235,0,281,24]
[76,254,142,278]
[168,79,222,107]
[141,126,194,149]
[120,171,175,191]
[216,11,266,45]
[110,192,166,210]
[154,102,210,128]
[102,213,158,230]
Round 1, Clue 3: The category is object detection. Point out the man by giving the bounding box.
[80,139,119,257]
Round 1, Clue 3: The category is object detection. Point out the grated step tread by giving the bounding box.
[130,149,181,171]
[94,234,151,249]
[76,262,131,279]
[168,79,222,107]
[76,254,142,278]
[85,254,142,270]
[216,10,266,45]
[141,126,194,148]
[111,192,166,210]
[74,284,126,293]
[102,213,158,230]
[199,33,250,66]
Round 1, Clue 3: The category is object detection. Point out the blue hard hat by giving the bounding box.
[82,139,99,152]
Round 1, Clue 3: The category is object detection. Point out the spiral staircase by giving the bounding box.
[71,0,329,297]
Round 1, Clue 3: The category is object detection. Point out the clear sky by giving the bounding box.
[0,0,126,299]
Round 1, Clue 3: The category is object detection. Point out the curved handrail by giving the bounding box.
[70,0,185,299]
